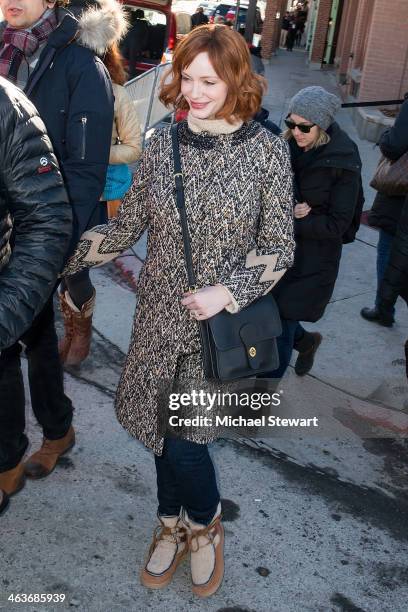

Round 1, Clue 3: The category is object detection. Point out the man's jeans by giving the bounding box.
[0,298,73,473]
[375,229,396,314]
[155,438,220,526]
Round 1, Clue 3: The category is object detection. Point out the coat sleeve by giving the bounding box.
[0,101,72,350]
[218,137,295,313]
[62,55,114,251]
[62,131,159,277]
[378,196,408,308]
[379,99,408,161]
[109,86,142,165]
[295,169,360,240]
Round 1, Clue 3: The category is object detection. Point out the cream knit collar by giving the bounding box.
[187,113,243,135]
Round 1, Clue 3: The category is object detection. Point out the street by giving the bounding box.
[1,48,407,612]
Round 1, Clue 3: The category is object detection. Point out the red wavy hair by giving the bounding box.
[160,25,266,123]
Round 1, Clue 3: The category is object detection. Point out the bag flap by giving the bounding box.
[207,293,282,351]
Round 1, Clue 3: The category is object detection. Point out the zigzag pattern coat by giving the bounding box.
[64,119,295,454]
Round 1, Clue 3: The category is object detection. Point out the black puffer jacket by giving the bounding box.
[368,98,408,236]
[273,122,362,322]
[378,194,408,309]
[0,78,72,350]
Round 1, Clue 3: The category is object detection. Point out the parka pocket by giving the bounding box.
[80,116,88,160]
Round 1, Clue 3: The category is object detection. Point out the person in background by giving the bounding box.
[0,77,72,516]
[121,8,149,80]
[280,11,290,48]
[62,25,294,598]
[100,41,142,219]
[271,86,363,378]
[361,97,408,327]
[249,44,264,76]
[377,194,408,377]
[286,16,297,52]
[0,0,118,483]
[191,6,208,28]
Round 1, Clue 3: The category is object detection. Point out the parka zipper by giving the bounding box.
[80,116,87,160]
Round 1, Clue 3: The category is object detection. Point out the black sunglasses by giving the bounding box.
[284,119,316,133]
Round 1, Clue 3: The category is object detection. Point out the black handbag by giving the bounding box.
[171,124,282,382]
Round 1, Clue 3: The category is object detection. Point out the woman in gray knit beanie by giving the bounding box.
[270,85,363,378]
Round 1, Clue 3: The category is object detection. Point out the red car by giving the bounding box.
[119,1,176,75]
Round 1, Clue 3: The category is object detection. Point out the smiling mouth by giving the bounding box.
[190,102,209,109]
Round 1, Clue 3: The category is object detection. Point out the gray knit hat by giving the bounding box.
[288,86,341,131]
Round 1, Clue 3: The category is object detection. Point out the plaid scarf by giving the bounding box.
[0,10,58,84]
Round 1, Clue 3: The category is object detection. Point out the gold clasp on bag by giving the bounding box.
[249,347,257,358]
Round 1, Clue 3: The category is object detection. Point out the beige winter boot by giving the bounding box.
[63,291,95,366]
[184,503,224,598]
[140,514,189,589]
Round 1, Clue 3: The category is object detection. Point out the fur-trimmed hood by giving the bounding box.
[74,0,128,55]
[73,0,129,55]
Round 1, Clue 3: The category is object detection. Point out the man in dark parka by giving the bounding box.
[0,0,115,494]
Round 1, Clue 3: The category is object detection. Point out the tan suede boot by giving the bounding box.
[58,291,74,363]
[141,514,188,589]
[64,291,95,366]
[24,426,75,479]
[184,503,224,598]
[0,462,25,495]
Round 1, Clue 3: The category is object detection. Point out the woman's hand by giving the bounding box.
[181,285,232,320]
[294,202,311,219]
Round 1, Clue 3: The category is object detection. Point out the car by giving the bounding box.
[120,1,175,75]
[209,2,263,34]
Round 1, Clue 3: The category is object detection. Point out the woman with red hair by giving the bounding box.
[63,25,295,597]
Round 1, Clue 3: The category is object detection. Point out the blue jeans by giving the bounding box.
[260,320,305,380]
[154,438,220,526]
[375,229,395,314]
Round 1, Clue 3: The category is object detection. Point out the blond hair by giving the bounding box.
[283,126,330,148]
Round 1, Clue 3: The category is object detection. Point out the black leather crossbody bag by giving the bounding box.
[171,123,281,381]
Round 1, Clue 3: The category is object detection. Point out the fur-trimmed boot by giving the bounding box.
[60,291,95,366]
[141,514,188,589]
[183,503,224,598]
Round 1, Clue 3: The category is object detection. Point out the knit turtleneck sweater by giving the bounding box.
[187,113,243,135]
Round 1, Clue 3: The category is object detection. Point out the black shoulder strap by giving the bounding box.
[171,123,197,291]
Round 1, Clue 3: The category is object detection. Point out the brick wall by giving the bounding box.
[310,0,333,65]
[334,0,358,75]
[261,0,282,59]
[358,0,408,100]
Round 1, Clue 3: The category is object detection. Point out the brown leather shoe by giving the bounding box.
[58,291,74,363]
[0,489,10,516]
[0,462,25,495]
[24,426,75,479]
[64,291,95,366]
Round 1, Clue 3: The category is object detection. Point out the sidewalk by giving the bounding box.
[2,50,408,612]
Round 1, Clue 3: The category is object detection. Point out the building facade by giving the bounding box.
[261,0,408,140]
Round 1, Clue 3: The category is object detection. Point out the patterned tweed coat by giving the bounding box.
[64,116,295,455]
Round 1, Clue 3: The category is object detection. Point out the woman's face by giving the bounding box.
[180,52,228,120]
[288,113,320,149]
